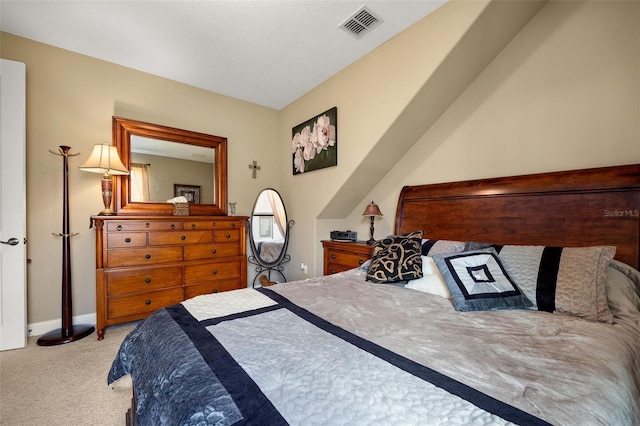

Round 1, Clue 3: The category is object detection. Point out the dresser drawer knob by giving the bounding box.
[145,299,151,305]
[331,269,337,274]
[330,254,336,260]
[116,225,123,231]
[225,233,231,239]
[191,224,196,230]
[181,235,186,241]
[145,277,151,284]
[145,254,151,260]
[211,289,218,294]
[145,223,150,228]
[212,269,218,275]
[359,259,364,265]
[125,237,131,243]
[171,224,176,230]
[211,249,217,254]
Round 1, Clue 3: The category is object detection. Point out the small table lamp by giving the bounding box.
[363,201,383,245]
[80,144,129,215]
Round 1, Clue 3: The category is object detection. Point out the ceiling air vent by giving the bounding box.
[340,7,383,39]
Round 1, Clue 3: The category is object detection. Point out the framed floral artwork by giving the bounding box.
[292,107,337,175]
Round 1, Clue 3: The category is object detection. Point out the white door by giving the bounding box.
[0,59,27,351]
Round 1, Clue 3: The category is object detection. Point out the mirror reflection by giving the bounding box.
[248,188,292,286]
[130,135,215,203]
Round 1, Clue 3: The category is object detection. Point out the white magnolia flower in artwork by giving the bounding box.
[327,123,336,147]
[299,126,311,147]
[303,138,316,161]
[292,132,301,154]
[293,148,305,173]
[311,114,335,153]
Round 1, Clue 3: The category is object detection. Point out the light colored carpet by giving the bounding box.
[0,324,136,426]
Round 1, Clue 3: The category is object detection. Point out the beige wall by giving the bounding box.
[359,0,640,239]
[1,0,639,327]
[279,0,640,280]
[1,33,280,324]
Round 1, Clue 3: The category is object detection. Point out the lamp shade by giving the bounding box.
[80,144,129,175]
[363,201,383,217]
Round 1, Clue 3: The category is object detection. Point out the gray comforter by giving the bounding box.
[109,266,640,425]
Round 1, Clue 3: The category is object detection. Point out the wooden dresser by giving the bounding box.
[322,240,371,275]
[92,215,247,339]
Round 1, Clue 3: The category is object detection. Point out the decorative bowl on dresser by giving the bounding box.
[92,215,247,339]
[322,240,372,275]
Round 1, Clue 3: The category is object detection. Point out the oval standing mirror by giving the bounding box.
[113,117,227,216]
[248,188,292,286]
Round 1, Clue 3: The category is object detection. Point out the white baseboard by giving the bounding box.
[28,313,97,337]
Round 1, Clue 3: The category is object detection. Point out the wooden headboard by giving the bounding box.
[395,164,640,269]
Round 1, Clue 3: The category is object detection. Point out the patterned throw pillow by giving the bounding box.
[366,231,423,283]
[465,242,616,322]
[432,248,533,312]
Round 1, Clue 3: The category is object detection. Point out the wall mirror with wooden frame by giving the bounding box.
[112,117,228,216]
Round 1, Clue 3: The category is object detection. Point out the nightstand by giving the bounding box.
[322,240,372,275]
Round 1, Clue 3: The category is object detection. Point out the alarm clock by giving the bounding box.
[330,230,357,242]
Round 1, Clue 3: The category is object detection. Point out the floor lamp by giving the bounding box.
[37,146,94,346]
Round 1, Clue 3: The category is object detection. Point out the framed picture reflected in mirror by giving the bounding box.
[174,184,201,204]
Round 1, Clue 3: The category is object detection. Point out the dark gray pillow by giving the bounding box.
[421,239,465,256]
[465,242,616,322]
[432,248,532,312]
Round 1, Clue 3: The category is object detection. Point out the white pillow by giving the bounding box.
[405,256,451,299]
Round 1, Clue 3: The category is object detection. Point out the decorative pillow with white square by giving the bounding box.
[464,242,616,322]
[432,248,532,311]
[366,231,423,284]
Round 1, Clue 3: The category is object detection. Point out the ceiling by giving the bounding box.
[1,0,447,110]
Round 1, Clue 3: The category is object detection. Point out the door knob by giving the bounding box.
[0,237,19,246]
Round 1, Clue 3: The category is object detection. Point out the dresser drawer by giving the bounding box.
[106,266,183,295]
[183,243,241,261]
[107,232,147,249]
[184,260,242,284]
[213,229,240,243]
[184,220,243,230]
[322,241,371,275]
[326,250,369,269]
[107,288,183,319]
[107,247,183,268]
[148,230,213,246]
[107,221,183,232]
[184,278,243,299]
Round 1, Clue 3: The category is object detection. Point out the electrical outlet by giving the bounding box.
[300,262,308,274]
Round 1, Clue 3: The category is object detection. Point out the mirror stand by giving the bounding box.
[248,245,291,287]
[248,188,293,287]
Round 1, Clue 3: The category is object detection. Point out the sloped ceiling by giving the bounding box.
[319,0,547,219]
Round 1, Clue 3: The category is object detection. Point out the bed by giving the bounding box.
[256,240,285,263]
[109,164,640,425]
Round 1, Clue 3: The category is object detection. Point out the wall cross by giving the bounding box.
[248,160,261,178]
